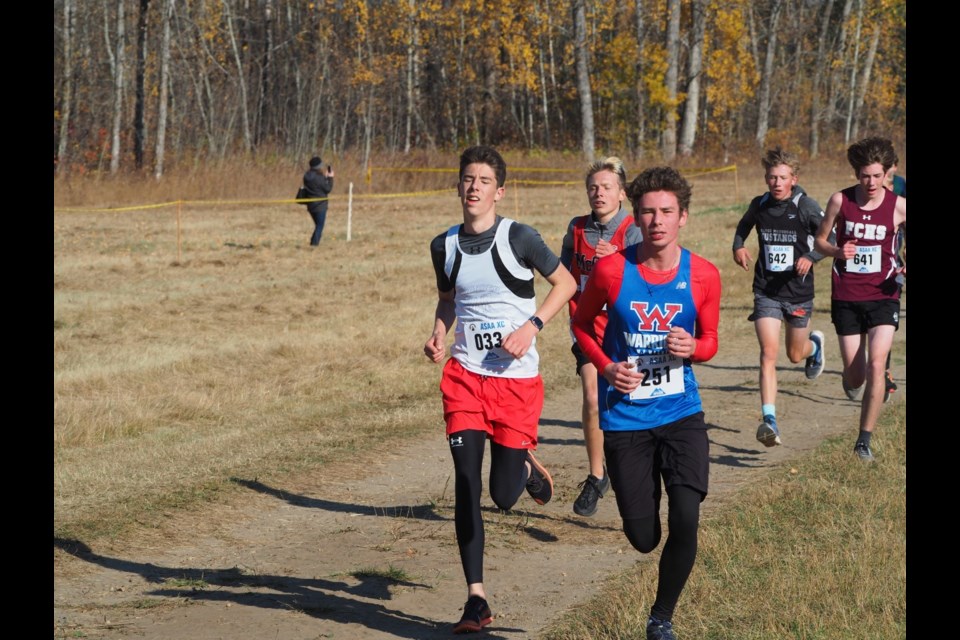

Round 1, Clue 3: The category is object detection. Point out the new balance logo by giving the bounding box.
[676,281,688,290]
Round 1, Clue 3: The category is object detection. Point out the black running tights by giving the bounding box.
[449,430,529,585]
[622,484,702,622]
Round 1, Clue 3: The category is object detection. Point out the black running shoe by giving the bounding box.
[573,470,610,517]
[884,371,897,403]
[646,616,677,640]
[453,595,493,634]
[525,451,554,505]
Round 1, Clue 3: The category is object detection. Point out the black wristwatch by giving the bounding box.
[528,315,544,331]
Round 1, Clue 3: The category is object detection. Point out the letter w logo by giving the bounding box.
[630,302,682,331]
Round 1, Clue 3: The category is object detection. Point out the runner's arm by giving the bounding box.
[815,192,853,260]
[800,196,832,263]
[424,234,456,363]
[895,195,906,276]
[732,201,758,270]
[559,220,578,319]
[690,257,721,363]
[571,255,619,372]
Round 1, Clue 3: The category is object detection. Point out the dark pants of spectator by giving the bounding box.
[308,202,328,246]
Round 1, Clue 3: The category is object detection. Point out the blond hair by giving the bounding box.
[585,156,627,190]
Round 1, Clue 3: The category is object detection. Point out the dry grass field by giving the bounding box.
[54,151,905,639]
[55,152,790,542]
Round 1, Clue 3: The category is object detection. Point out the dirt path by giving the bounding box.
[54,321,906,640]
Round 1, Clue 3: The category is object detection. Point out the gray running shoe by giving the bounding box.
[842,377,864,401]
[573,470,611,517]
[756,414,781,447]
[854,441,875,463]
[805,330,825,379]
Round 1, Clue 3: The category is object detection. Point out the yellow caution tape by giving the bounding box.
[54,165,737,213]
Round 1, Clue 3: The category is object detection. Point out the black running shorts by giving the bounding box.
[603,412,709,520]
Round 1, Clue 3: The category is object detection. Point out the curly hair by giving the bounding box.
[626,166,693,213]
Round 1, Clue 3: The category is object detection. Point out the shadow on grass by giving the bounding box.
[54,536,477,638]
[230,477,449,521]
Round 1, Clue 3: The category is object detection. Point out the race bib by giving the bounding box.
[627,353,685,400]
[765,245,794,272]
[849,245,881,273]
[465,320,509,362]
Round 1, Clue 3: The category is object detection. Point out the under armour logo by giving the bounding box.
[863,215,872,221]
[450,436,463,447]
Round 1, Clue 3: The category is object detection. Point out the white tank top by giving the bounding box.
[444,219,539,378]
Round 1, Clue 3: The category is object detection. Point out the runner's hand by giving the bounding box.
[602,361,643,393]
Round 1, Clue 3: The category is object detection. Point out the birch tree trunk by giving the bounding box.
[844,0,865,143]
[536,2,551,148]
[109,0,126,174]
[660,0,680,161]
[256,0,274,147]
[134,0,150,170]
[404,0,418,153]
[809,0,835,158]
[573,0,594,160]
[678,0,706,157]
[154,0,173,180]
[634,0,645,157]
[825,0,853,129]
[850,20,880,141]
[224,0,253,153]
[755,0,783,148]
[546,1,563,141]
[57,0,74,176]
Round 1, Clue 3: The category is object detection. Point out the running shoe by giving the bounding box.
[854,441,875,463]
[805,330,825,379]
[884,371,897,403]
[646,616,677,640]
[573,469,611,517]
[842,377,864,401]
[756,414,781,447]
[525,451,554,505]
[453,595,493,634]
